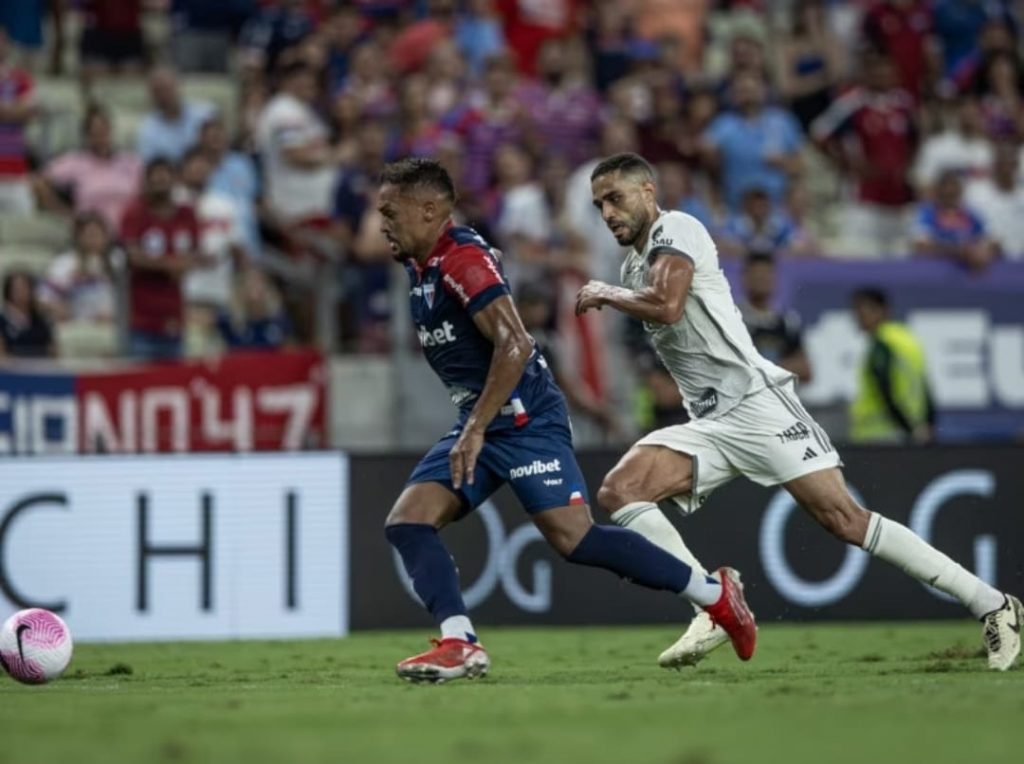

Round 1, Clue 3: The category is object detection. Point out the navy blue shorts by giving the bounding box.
[406,407,590,515]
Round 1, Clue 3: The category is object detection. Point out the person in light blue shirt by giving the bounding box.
[455,0,506,78]
[137,66,215,162]
[702,71,804,211]
[197,114,262,258]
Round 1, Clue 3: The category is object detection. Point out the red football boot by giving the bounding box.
[702,567,757,661]
[396,638,490,683]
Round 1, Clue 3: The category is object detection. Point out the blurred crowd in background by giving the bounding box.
[0,0,1022,438]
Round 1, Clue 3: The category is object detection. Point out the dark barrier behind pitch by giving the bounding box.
[349,447,1024,628]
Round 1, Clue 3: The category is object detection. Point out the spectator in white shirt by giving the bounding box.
[965,139,1024,261]
[38,212,118,324]
[255,60,335,228]
[913,96,991,195]
[176,147,247,312]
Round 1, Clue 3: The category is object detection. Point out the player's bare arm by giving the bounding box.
[574,253,693,325]
[449,295,533,490]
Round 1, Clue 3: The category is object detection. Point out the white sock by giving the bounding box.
[610,502,708,575]
[862,512,1005,619]
[611,502,711,612]
[440,615,478,642]
[682,571,722,607]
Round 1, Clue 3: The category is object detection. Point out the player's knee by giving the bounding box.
[384,503,438,529]
[596,474,645,512]
[534,512,594,558]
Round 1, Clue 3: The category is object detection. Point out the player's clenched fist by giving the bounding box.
[449,426,485,489]
[575,280,611,315]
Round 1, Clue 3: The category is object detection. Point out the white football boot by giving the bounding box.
[982,594,1022,671]
[658,610,730,668]
[659,569,752,668]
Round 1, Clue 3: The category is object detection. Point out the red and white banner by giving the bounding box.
[0,351,327,455]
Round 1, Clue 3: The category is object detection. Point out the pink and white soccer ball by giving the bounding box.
[0,609,74,685]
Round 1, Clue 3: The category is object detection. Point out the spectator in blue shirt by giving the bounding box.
[702,70,804,211]
[216,268,292,350]
[331,119,392,350]
[239,0,314,74]
[137,67,215,162]
[656,161,716,231]
[933,0,1011,80]
[0,0,45,53]
[717,186,814,258]
[455,0,505,78]
[911,168,997,271]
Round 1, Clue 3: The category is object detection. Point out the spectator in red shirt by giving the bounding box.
[0,26,37,215]
[79,0,146,81]
[497,0,579,76]
[813,48,918,258]
[121,158,204,361]
[389,0,456,75]
[862,0,935,100]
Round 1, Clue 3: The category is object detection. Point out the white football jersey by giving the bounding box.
[621,210,793,420]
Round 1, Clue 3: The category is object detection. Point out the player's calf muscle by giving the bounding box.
[786,469,870,545]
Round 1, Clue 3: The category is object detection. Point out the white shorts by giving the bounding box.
[637,381,842,513]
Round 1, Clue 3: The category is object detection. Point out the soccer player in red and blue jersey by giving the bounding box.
[378,158,756,683]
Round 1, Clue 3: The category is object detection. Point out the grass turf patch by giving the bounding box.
[0,622,1019,764]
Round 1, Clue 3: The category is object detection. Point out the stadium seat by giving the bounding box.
[55,320,119,359]
[89,80,150,112]
[182,76,238,130]
[0,245,57,278]
[0,213,70,249]
[113,110,146,152]
[26,78,85,161]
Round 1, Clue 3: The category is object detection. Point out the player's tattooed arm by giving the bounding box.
[574,252,694,325]
[449,295,534,489]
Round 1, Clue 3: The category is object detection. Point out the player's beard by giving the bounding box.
[615,210,649,247]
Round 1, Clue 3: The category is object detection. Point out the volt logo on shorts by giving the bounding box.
[509,459,561,480]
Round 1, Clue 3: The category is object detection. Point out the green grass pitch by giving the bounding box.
[1,622,1019,764]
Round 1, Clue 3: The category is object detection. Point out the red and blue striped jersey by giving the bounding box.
[405,223,565,431]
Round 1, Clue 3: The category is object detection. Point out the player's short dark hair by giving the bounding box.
[851,286,889,309]
[380,157,456,203]
[590,152,656,184]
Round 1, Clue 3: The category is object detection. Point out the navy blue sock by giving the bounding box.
[385,523,468,624]
[567,524,695,593]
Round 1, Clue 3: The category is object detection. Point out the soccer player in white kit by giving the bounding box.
[575,153,1022,671]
